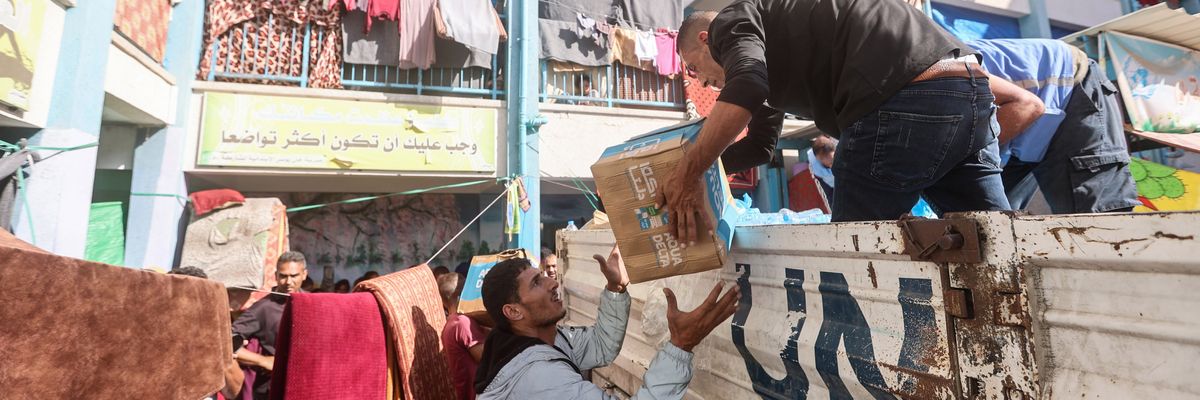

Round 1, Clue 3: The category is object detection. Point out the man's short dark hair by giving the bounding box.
[277,251,306,267]
[812,135,838,156]
[169,266,208,279]
[481,258,533,331]
[678,11,718,53]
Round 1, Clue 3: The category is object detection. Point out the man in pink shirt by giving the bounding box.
[438,272,489,400]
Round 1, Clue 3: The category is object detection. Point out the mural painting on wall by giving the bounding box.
[251,192,495,285]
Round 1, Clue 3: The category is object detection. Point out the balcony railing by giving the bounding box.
[201,13,683,110]
[539,62,685,109]
[342,64,503,98]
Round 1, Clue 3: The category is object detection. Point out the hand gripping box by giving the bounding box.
[591,119,737,284]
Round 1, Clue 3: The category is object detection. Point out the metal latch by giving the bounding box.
[899,216,983,263]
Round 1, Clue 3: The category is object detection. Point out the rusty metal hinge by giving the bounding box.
[945,287,974,319]
[900,216,983,263]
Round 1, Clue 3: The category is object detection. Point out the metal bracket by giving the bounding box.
[945,287,974,319]
[900,216,983,263]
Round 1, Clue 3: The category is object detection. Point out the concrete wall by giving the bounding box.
[0,0,67,128]
[538,103,687,179]
[1046,0,1123,28]
[103,34,176,125]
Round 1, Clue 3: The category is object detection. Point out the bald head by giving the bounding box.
[677,11,726,88]
[678,11,717,53]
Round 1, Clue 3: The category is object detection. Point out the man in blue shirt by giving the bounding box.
[970,39,1139,213]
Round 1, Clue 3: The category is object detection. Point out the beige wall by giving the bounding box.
[537,103,688,179]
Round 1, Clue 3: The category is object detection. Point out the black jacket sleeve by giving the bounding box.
[710,1,770,113]
[720,105,784,173]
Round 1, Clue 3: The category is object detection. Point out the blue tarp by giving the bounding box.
[931,2,1020,40]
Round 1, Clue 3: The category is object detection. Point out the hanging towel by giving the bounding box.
[540,18,610,66]
[549,60,588,72]
[0,229,231,400]
[439,0,502,54]
[654,30,680,76]
[344,10,401,66]
[634,29,658,63]
[398,0,438,69]
[576,12,596,40]
[355,267,456,400]
[610,27,653,70]
[269,293,388,400]
[433,36,494,69]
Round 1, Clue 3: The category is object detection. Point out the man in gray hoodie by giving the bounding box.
[474,247,740,399]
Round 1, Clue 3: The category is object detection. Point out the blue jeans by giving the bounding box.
[1001,60,1139,213]
[831,76,1011,222]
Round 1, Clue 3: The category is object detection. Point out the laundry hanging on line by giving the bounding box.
[436,0,506,54]
[343,10,402,66]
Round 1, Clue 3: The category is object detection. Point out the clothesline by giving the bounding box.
[424,182,513,264]
[537,0,676,32]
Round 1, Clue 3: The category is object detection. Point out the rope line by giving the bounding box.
[424,184,512,265]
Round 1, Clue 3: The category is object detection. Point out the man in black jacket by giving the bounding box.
[661,0,1044,243]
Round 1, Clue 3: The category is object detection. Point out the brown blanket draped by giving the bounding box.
[0,229,232,399]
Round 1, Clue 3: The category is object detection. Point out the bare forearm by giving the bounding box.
[235,348,274,371]
[996,102,1042,144]
[987,73,1045,144]
[682,102,754,179]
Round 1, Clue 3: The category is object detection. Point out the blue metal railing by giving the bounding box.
[342,63,503,99]
[206,14,315,87]
[203,11,683,109]
[539,61,685,109]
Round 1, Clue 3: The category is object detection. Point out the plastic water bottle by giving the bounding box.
[566,220,578,231]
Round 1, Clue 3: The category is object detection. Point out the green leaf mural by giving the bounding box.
[1132,158,1186,200]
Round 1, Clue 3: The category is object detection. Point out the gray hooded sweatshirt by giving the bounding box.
[476,290,694,399]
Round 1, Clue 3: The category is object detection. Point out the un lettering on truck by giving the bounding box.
[558,211,1200,399]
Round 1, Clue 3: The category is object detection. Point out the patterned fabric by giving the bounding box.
[615,66,678,104]
[114,0,172,62]
[683,75,758,189]
[355,267,455,400]
[270,293,388,400]
[197,0,343,89]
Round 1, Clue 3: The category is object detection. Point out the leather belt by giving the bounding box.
[911,60,988,83]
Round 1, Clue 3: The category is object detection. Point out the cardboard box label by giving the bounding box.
[592,119,736,283]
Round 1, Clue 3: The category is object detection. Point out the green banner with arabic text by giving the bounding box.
[198,92,498,172]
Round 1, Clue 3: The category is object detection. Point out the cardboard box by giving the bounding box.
[591,119,736,284]
[458,248,530,324]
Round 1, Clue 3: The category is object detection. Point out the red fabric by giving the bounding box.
[356,267,455,400]
[189,189,247,216]
[684,76,759,189]
[114,0,171,61]
[787,165,831,214]
[270,292,388,400]
[368,0,400,32]
[442,314,485,400]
